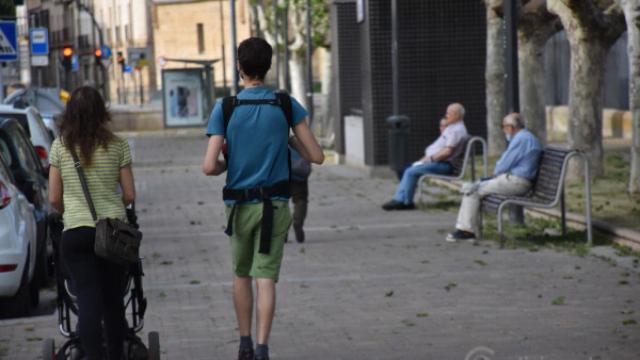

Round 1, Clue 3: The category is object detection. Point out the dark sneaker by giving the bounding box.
[238,348,254,360]
[399,202,416,210]
[382,200,416,211]
[446,229,476,243]
[294,225,305,243]
[254,357,269,360]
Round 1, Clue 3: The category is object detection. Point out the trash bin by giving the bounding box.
[386,114,410,174]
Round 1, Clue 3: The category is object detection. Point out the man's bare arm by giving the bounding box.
[431,147,453,162]
[291,120,324,164]
[202,135,227,175]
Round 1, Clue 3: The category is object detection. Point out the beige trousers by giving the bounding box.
[456,174,532,233]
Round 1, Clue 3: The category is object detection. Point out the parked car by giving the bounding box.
[0,105,53,170]
[0,118,51,290]
[0,147,39,317]
[3,87,64,139]
[41,113,61,139]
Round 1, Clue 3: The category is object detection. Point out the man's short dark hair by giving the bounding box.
[237,37,272,80]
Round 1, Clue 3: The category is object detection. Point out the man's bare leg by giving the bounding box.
[233,275,253,337]
[255,278,276,345]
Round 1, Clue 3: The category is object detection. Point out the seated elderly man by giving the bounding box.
[382,103,468,210]
[446,113,542,242]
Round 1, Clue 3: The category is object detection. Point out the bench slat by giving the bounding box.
[481,147,574,213]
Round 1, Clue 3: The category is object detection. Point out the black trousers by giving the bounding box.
[62,227,127,360]
[291,180,309,229]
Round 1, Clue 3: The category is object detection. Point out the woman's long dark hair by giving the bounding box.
[60,86,114,166]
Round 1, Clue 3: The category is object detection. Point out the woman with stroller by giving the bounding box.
[48,86,135,360]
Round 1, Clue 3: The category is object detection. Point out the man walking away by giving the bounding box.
[202,38,324,360]
[446,113,542,242]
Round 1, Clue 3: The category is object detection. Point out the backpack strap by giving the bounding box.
[221,92,295,179]
[275,92,294,129]
[221,96,237,137]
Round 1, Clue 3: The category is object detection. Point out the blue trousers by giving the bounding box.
[393,161,454,204]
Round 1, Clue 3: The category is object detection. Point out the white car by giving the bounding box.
[3,88,64,139]
[0,153,38,317]
[0,105,53,170]
[41,113,61,139]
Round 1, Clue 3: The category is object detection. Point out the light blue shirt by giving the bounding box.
[494,129,542,181]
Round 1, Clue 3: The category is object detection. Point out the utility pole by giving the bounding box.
[74,0,108,99]
[283,2,290,92]
[219,0,228,95]
[273,0,280,89]
[385,0,410,175]
[230,0,239,95]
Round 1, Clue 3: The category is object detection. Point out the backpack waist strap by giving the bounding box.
[223,181,291,255]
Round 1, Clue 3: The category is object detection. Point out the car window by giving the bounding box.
[0,127,39,172]
[0,113,30,137]
[31,110,53,143]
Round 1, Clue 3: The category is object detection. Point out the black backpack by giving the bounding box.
[220,91,294,179]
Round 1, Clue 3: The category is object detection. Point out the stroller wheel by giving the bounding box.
[42,338,55,360]
[148,331,160,360]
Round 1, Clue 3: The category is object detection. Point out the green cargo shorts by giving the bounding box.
[225,201,292,281]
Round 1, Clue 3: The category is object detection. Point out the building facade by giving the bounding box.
[93,0,156,104]
[152,0,252,92]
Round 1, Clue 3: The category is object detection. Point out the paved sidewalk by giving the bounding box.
[1,133,639,359]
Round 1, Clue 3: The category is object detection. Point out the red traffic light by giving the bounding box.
[94,48,103,58]
[62,47,73,57]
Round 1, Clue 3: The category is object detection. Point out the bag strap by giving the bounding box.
[70,150,98,222]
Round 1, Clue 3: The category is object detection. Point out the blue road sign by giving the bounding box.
[30,28,49,55]
[71,54,79,72]
[101,45,112,59]
[0,21,18,62]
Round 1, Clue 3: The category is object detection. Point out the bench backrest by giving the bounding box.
[530,147,573,202]
[448,135,471,176]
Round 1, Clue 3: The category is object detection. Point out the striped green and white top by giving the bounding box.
[50,137,132,231]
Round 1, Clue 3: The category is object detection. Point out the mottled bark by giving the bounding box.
[287,3,308,110]
[567,41,608,176]
[548,0,626,178]
[518,2,562,144]
[618,0,640,193]
[485,3,507,156]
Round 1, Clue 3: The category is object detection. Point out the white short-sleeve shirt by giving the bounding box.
[424,120,468,157]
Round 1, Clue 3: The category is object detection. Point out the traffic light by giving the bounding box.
[62,46,73,71]
[94,48,103,64]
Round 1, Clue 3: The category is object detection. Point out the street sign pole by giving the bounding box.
[218,0,228,95]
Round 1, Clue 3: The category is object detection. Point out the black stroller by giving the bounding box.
[43,207,160,360]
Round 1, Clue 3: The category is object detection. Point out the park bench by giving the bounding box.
[417,136,488,203]
[480,146,593,248]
